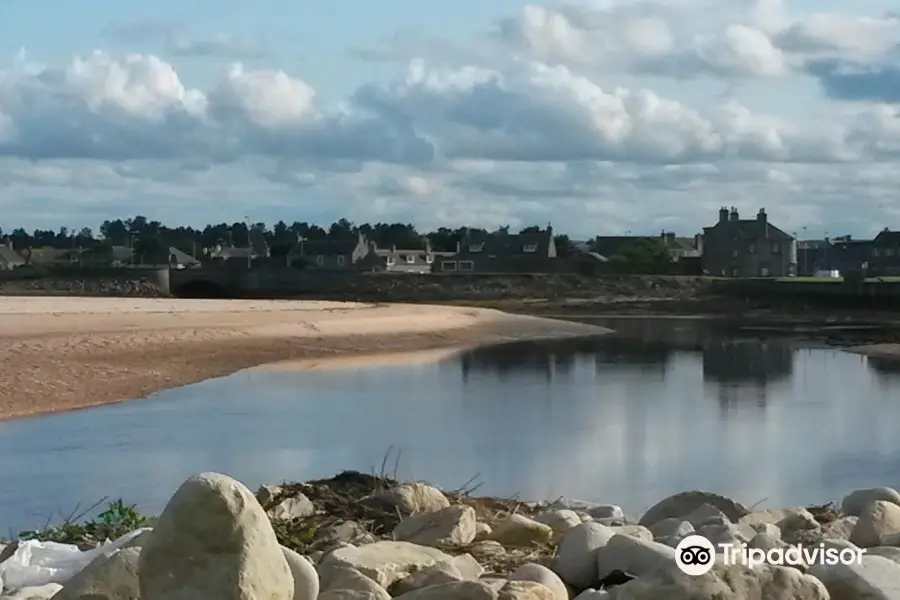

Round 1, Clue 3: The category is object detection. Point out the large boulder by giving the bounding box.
[508,563,567,600]
[808,554,900,599]
[850,501,900,548]
[393,505,477,547]
[281,546,319,600]
[319,541,452,589]
[552,522,616,590]
[841,487,900,517]
[318,566,391,600]
[638,492,749,527]
[137,472,293,600]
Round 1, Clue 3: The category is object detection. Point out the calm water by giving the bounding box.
[3,317,900,533]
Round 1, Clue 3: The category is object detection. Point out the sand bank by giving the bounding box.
[0,296,608,420]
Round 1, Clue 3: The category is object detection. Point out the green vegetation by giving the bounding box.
[609,238,672,266]
[16,498,153,546]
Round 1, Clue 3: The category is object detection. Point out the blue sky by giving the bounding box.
[2,0,900,238]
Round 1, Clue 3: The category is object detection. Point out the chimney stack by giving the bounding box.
[729,207,739,222]
[719,207,728,223]
[757,208,766,223]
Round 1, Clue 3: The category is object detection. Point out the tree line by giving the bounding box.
[0,217,577,258]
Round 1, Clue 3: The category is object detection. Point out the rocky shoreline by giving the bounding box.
[2,472,900,599]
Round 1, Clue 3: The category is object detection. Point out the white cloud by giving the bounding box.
[2,1,900,237]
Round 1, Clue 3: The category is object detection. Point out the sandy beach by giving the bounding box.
[0,296,608,420]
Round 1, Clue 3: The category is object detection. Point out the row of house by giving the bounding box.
[4,210,900,276]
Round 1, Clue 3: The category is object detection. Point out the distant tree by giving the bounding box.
[610,237,671,264]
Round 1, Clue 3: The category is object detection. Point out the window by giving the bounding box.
[771,242,781,253]
[425,255,434,264]
[887,248,895,256]
[315,255,324,265]
[873,248,881,257]
[440,260,457,271]
[760,266,770,277]
[468,243,484,252]
[386,256,396,265]
[523,243,538,253]
[406,254,416,264]
[731,249,739,258]
[337,255,345,266]
[732,267,740,277]
[458,260,474,271]
[748,242,756,253]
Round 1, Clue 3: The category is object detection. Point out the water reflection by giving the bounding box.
[1,317,900,533]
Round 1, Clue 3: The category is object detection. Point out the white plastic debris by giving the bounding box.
[0,528,151,591]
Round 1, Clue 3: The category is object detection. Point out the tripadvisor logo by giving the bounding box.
[675,535,865,576]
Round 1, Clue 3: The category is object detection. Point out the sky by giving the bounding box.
[2,0,900,239]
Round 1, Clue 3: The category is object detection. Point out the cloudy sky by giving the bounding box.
[1,0,900,238]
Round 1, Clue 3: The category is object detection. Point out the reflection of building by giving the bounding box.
[702,338,794,406]
[868,356,900,380]
[458,337,673,383]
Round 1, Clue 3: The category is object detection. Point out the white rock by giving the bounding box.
[138,472,293,600]
[475,523,493,541]
[52,547,140,600]
[533,510,582,542]
[450,554,484,579]
[318,566,391,600]
[1,583,62,599]
[393,580,498,599]
[809,554,900,599]
[868,547,900,564]
[382,484,450,515]
[489,515,553,547]
[607,563,828,599]
[850,500,900,548]
[509,563,567,600]
[822,516,857,540]
[609,526,652,542]
[552,522,616,590]
[393,505,476,547]
[498,581,555,599]
[638,491,749,527]
[270,495,315,520]
[842,487,900,517]
[748,533,786,551]
[595,534,676,580]
[319,541,452,589]
[282,546,319,600]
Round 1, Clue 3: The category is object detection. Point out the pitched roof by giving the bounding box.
[874,230,900,245]
[461,230,553,255]
[703,218,793,241]
[169,246,200,264]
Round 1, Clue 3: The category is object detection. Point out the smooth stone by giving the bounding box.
[281,546,319,600]
[137,472,293,600]
[320,541,452,589]
[393,505,477,547]
[809,554,900,600]
[509,563,568,600]
[842,488,900,517]
[52,547,140,600]
[638,491,749,527]
[552,522,616,590]
[850,501,900,548]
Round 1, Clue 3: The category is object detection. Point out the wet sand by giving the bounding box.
[0,297,609,420]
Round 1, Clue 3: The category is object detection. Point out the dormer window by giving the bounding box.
[386,256,395,265]
[468,243,484,252]
[406,254,416,264]
[523,243,538,253]
[425,255,434,264]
